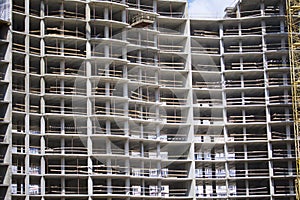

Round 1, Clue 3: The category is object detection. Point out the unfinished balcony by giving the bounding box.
[44,77,87,96]
[14,97,40,114]
[161,72,186,88]
[128,66,157,85]
[195,182,237,197]
[274,180,294,195]
[273,161,295,177]
[44,0,86,20]
[0,125,8,144]
[45,178,88,196]
[126,0,154,12]
[12,0,25,15]
[12,75,25,93]
[129,125,157,140]
[12,13,25,36]
[223,21,239,36]
[92,157,127,177]
[127,49,157,67]
[160,90,187,106]
[45,39,86,58]
[130,167,160,178]
[194,128,225,145]
[91,80,124,97]
[225,59,264,71]
[45,118,86,136]
[226,90,265,106]
[228,162,269,182]
[92,119,126,137]
[157,1,186,18]
[28,37,41,56]
[272,144,294,159]
[92,100,126,118]
[160,143,190,161]
[271,126,293,141]
[190,20,219,38]
[158,18,187,35]
[227,126,267,142]
[227,143,268,161]
[12,34,25,55]
[159,36,186,53]
[44,20,86,40]
[45,99,87,116]
[29,57,41,75]
[0,79,8,101]
[12,53,25,73]
[193,90,222,108]
[195,163,226,179]
[161,108,188,124]
[267,74,290,88]
[191,37,220,55]
[0,105,9,124]
[270,108,293,123]
[227,115,266,124]
[194,107,223,126]
[159,54,186,71]
[224,39,263,54]
[27,0,41,17]
[45,137,88,155]
[225,75,265,89]
[91,61,124,79]
[91,23,124,41]
[29,76,41,95]
[29,17,41,36]
[0,34,8,55]
[266,42,288,52]
[269,91,292,106]
[129,142,158,160]
[227,107,266,124]
[267,59,289,71]
[11,179,25,196]
[45,158,88,175]
[92,138,126,157]
[129,103,157,122]
[160,127,189,142]
[241,20,262,35]
[192,54,221,72]
[192,73,222,90]
[265,17,286,34]
[90,2,126,27]
[159,183,190,198]
[239,1,261,18]
[94,181,128,196]
[45,57,86,77]
[91,0,124,6]
[91,42,124,61]
[12,138,25,156]
[264,4,281,16]
[127,29,157,49]
[129,85,156,102]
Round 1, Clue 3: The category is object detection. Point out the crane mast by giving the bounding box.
[287,0,300,199]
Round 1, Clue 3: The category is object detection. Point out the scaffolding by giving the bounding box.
[287,0,300,199]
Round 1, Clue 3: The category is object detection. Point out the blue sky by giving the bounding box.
[188,0,236,18]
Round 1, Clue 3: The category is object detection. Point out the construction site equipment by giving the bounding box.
[131,14,155,28]
[287,0,300,199]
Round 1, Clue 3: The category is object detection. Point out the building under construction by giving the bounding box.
[0,0,297,199]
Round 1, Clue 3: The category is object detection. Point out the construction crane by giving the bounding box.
[287,0,300,199]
